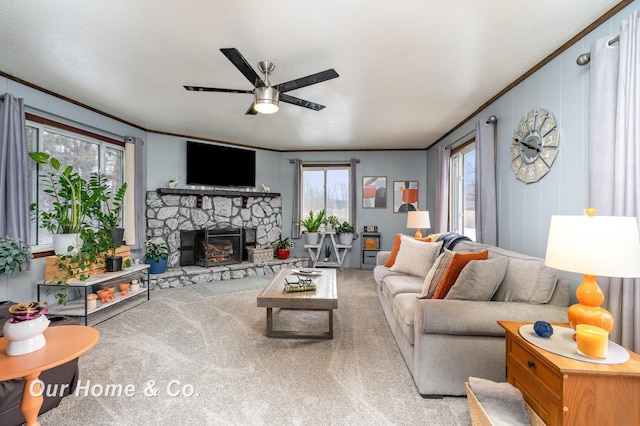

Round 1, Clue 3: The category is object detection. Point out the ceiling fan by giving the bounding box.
[184,48,339,115]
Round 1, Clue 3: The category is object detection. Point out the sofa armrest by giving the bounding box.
[414,299,569,337]
[376,251,391,266]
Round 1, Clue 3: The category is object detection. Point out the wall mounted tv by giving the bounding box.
[186,141,256,187]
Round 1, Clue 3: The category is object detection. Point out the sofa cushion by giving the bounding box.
[489,247,558,304]
[445,257,508,301]
[432,250,489,299]
[373,265,405,289]
[389,235,442,277]
[382,275,425,302]
[385,233,432,267]
[391,293,420,345]
[420,250,453,298]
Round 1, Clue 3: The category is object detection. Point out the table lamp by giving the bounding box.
[544,208,640,334]
[407,210,431,238]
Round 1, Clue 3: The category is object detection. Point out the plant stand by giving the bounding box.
[304,232,352,271]
[37,264,150,326]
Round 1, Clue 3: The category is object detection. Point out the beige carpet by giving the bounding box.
[39,269,471,425]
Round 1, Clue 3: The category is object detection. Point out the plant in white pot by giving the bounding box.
[336,221,356,245]
[295,209,326,245]
[28,152,96,255]
[88,172,127,248]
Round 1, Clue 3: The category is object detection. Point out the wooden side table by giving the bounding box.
[0,325,99,426]
[498,321,640,426]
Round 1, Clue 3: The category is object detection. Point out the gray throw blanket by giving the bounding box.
[436,232,471,254]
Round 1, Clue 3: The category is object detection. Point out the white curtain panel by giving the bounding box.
[588,11,640,352]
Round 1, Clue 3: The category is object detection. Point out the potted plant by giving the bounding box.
[0,236,33,301]
[273,236,292,260]
[28,152,98,255]
[295,208,326,245]
[145,239,169,274]
[324,215,340,233]
[336,221,356,245]
[324,245,332,262]
[0,236,32,279]
[89,172,127,248]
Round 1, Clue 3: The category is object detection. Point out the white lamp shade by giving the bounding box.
[407,211,431,230]
[545,214,640,277]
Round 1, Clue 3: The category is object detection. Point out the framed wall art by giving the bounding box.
[393,181,418,213]
[362,176,387,208]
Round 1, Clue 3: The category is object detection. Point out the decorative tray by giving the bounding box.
[291,268,322,277]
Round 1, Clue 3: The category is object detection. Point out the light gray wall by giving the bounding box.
[425,1,640,297]
[278,150,428,268]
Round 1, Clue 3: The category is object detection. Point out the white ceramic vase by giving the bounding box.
[2,315,50,356]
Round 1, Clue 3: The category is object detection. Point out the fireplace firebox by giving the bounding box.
[180,227,243,267]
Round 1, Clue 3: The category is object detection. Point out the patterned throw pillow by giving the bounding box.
[384,233,431,267]
[389,235,442,278]
[432,250,489,299]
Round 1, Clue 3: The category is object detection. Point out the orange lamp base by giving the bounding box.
[414,229,422,238]
[568,274,614,335]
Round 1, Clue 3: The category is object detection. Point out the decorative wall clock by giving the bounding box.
[510,108,560,183]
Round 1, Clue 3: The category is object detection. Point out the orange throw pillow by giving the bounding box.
[384,233,431,267]
[432,250,489,299]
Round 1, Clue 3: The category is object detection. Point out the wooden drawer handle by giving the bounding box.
[527,360,535,369]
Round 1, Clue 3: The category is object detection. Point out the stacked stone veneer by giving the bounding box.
[146,190,284,267]
[145,190,309,288]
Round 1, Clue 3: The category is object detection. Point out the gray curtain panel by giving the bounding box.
[435,146,450,233]
[0,93,31,257]
[124,136,145,250]
[475,119,497,246]
[291,159,302,239]
[588,11,640,353]
[350,158,357,237]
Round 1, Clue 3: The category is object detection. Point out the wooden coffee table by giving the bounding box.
[256,268,337,339]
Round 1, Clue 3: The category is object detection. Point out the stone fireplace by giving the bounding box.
[146,188,283,268]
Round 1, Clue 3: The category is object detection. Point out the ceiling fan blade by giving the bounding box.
[184,85,253,94]
[245,104,258,115]
[280,94,326,111]
[275,69,339,93]
[220,48,265,88]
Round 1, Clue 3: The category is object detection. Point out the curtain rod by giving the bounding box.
[577,35,619,65]
[485,115,497,124]
[289,159,360,164]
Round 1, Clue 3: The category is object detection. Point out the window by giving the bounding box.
[301,165,351,223]
[449,141,476,240]
[26,117,125,251]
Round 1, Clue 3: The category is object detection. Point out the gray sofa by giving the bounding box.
[374,239,570,397]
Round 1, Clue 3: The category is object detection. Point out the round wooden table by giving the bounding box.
[0,325,100,426]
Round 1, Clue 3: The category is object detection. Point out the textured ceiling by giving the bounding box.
[0,1,624,151]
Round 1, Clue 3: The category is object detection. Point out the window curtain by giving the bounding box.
[475,119,497,246]
[291,159,302,239]
[124,136,145,250]
[0,93,31,261]
[435,146,450,232]
[350,158,358,237]
[588,10,640,352]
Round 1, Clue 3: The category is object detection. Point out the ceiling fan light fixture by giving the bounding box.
[254,86,279,114]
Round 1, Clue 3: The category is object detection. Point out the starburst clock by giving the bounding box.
[510,108,560,183]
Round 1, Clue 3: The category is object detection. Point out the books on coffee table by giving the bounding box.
[284,275,317,293]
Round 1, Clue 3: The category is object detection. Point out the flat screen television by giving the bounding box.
[186,141,256,187]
